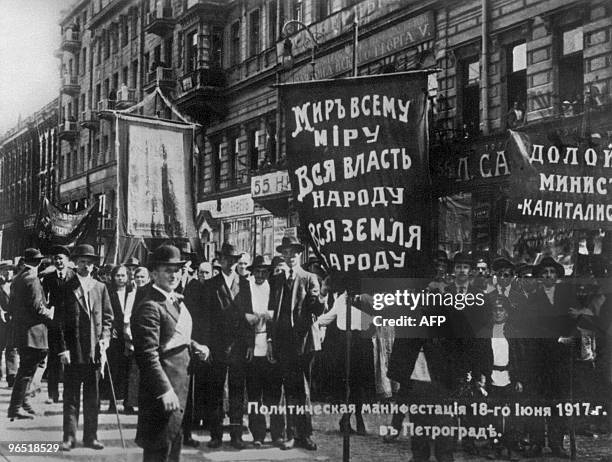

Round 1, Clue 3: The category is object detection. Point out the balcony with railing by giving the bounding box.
[180,0,227,21]
[97,99,116,119]
[60,74,80,96]
[144,67,176,93]
[60,28,81,53]
[145,6,176,36]
[115,87,137,109]
[175,66,226,120]
[58,120,79,141]
[80,110,99,130]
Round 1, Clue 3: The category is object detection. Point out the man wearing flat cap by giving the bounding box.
[268,236,324,451]
[7,248,53,420]
[42,245,75,403]
[204,242,253,450]
[131,245,209,462]
[57,244,113,451]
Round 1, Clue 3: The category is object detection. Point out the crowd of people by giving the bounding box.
[0,239,611,462]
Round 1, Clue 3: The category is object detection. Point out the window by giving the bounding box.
[95,83,101,106]
[93,135,100,167]
[111,23,119,53]
[102,135,109,162]
[81,47,87,74]
[223,218,252,256]
[249,9,260,57]
[103,78,109,99]
[559,25,584,112]
[228,134,238,187]
[131,60,138,88]
[80,93,86,115]
[291,0,303,22]
[177,32,183,67]
[268,0,277,46]
[121,15,128,47]
[104,29,110,59]
[460,56,480,137]
[122,66,128,86]
[211,27,223,68]
[506,42,526,127]
[143,52,150,76]
[248,127,259,170]
[186,30,197,72]
[131,10,138,39]
[265,117,276,164]
[164,36,173,67]
[212,139,221,192]
[154,44,161,69]
[80,146,85,173]
[230,21,240,66]
[96,36,101,64]
[112,73,119,93]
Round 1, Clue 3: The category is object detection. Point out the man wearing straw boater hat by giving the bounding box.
[204,242,253,450]
[131,244,209,462]
[268,236,324,451]
[58,244,113,451]
[7,248,52,420]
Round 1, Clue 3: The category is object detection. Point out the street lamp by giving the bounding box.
[280,19,319,80]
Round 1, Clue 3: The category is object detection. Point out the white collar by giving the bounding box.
[152,283,174,300]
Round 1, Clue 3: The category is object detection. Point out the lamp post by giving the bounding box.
[280,19,319,80]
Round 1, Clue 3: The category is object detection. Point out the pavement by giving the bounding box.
[0,381,610,462]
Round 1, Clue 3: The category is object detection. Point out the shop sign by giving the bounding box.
[287,11,434,82]
[198,194,254,219]
[278,0,409,59]
[430,136,512,191]
[251,170,291,198]
[505,130,612,228]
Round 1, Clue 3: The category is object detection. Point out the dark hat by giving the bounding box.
[516,263,534,277]
[149,245,186,268]
[50,245,71,257]
[124,257,140,267]
[248,255,272,272]
[471,251,490,266]
[216,242,241,259]
[453,252,472,266]
[433,250,450,265]
[71,244,99,261]
[492,257,515,272]
[24,248,44,261]
[271,256,285,267]
[534,256,564,277]
[276,236,305,253]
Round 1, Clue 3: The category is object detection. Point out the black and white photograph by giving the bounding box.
[0,0,611,461]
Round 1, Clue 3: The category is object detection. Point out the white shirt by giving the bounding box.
[491,323,510,387]
[76,274,94,311]
[222,270,238,292]
[152,284,192,351]
[249,277,272,356]
[116,287,126,313]
[543,285,556,305]
[317,292,372,331]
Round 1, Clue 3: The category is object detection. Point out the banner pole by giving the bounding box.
[343,289,352,462]
[113,115,120,265]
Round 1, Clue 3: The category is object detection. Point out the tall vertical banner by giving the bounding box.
[116,115,197,241]
[280,72,431,278]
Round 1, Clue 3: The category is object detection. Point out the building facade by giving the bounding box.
[0,99,59,259]
[52,0,611,261]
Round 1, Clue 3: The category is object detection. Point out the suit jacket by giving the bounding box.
[57,276,113,365]
[387,337,469,392]
[7,266,52,349]
[472,322,526,388]
[131,285,194,450]
[445,283,485,337]
[207,273,253,361]
[268,266,324,356]
[42,268,76,352]
[183,278,211,347]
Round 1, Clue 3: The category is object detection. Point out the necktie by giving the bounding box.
[289,269,294,281]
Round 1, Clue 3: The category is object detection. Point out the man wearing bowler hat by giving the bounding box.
[486,257,528,314]
[268,236,324,450]
[7,248,53,420]
[57,244,113,451]
[205,242,253,449]
[42,245,75,403]
[131,245,209,462]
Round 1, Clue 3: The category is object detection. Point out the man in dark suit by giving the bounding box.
[57,244,113,451]
[205,242,253,450]
[42,245,75,404]
[445,252,485,337]
[131,245,209,462]
[268,236,324,451]
[485,257,528,313]
[7,248,52,420]
[0,261,18,387]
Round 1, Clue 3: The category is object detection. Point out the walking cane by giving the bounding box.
[106,361,127,449]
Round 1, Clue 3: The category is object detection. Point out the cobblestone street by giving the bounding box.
[0,382,610,461]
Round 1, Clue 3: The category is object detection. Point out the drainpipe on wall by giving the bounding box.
[481,0,489,136]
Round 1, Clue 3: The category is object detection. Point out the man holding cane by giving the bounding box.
[132,245,209,462]
[57,244,113,451]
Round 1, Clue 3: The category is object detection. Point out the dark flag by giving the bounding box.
[279,71,431,280]
[35,197,100,250]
